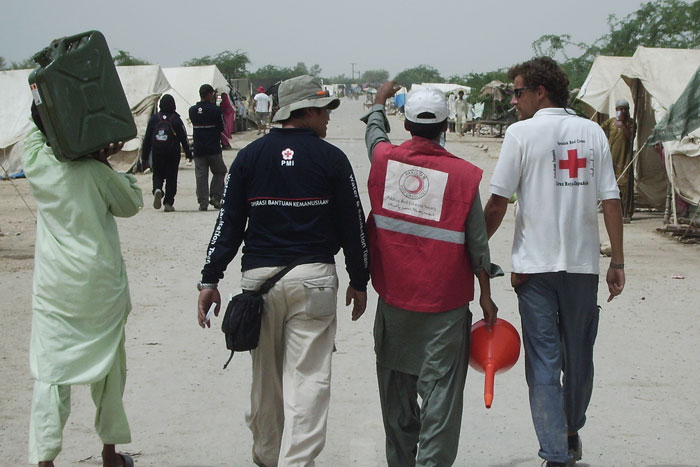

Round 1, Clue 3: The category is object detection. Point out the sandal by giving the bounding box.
[118,453,134,467]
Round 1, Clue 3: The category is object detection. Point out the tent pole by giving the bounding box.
[0,148,36,221]
[669,148,678,225]
[629,80,643,219]
[664,184,672,224]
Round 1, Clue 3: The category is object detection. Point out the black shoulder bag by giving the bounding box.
[221,256,314,369]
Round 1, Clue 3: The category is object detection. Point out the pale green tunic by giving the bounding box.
[23,126,143,385]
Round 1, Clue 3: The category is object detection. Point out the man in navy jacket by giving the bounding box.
[189,84,225,211]
[196,75,369,467]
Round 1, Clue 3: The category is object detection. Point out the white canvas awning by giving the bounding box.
[577,56,633,119]
[0,69,33,176]
[162,65,230,135]
[621,47,700,208]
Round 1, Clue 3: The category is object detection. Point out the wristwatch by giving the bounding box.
[197,281,218,291]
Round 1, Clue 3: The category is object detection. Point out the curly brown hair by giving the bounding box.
[507,57,570,108]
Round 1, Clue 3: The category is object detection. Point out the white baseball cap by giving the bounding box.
[404,88,449,124]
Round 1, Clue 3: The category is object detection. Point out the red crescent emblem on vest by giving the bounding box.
[399,169,430,200]
[405,175,424,194]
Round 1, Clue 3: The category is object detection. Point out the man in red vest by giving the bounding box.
[361,82,501,467]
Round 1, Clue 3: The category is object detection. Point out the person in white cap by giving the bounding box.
[197,75,369,467]
[600,99,636,222]
[361,81,500,467]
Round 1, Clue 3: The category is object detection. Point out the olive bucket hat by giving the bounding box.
[272,75,340,122]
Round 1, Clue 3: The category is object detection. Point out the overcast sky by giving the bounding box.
[2,0,648,78]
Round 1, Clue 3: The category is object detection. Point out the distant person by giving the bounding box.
[600,99,635,222]
[235,96,248,132]
[447,92,456,132]
[24,103,142,467]
[361,82,500,467]
[455,90,470,136]
[189,84,226,211]
[484,57,625,467]
[197,75,369,467]
[140,94,192,212]
[253,86,272,134]
[220,92,235,148]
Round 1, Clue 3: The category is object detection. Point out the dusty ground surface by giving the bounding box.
[1,98,698,467]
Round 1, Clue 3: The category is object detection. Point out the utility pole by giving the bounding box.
[351,62,358,82]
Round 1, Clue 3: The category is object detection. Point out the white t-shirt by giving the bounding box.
[490,107,619,274]
[254,92,271,113]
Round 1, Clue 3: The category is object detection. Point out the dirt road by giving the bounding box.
[1,97,698,466]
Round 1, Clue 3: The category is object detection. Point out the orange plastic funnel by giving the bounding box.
[469,318,521,408]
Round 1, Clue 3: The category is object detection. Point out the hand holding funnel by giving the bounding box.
[469,318,521,408]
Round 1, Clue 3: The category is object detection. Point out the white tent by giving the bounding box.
[621,46,700,208]
[577,56,634,121]
[412,83,471,95]
[162,65,230,135]
[0,69,33,177]
[115,65,172,167]
[0,65,172,174]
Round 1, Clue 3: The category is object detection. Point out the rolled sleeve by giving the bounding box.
[360,104,392,160]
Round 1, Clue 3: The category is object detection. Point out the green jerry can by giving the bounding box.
[28,30,136,161]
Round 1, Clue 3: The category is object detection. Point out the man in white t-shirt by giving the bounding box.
[253,86,272,134]
[484,57,625,467]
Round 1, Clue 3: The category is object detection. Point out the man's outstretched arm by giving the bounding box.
[360,81,399,160]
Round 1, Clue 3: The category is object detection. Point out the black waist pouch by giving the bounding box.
[220,256,315,369]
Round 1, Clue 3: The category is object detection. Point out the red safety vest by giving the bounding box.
[368,136,482,313]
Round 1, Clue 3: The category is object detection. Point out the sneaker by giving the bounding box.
[164,204,175,212]
[153,189,163,209]
[568,434,582,464]
[198,204,208,211]
[209,198,221,209]
[543,462,567,467]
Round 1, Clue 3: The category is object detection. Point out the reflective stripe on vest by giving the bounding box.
[373,214,465,244]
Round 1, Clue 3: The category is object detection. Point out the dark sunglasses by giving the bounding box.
[513,86,539,98]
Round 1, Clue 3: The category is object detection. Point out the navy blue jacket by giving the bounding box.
[140,111,192,162]
[201,127,370,291]
[188,101,224,157]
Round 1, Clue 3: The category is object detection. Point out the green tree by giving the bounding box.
[5,57,36,69]
[325,73,352,84]
[112,50,150,66]
[530,35,597,89]
[293,62,308,75]
[309,64,322,77]
[183,50,250,78]
[0,57,7,70]
[248,65,296,81]
[530,0,700,89]
[249,62,319,81]
[393,65,443,87]
[360,69,389,85]
[600,0,700,56]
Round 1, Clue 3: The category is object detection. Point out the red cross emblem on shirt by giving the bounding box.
[558,149,586,178]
